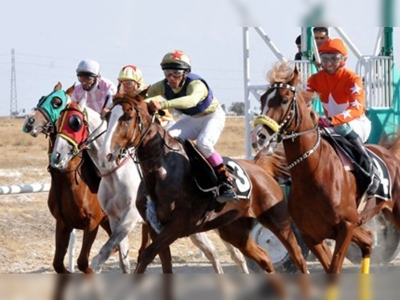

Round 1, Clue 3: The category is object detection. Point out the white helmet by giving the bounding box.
[76,59,101,76]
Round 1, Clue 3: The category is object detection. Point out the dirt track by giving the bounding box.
[2,167,400,275]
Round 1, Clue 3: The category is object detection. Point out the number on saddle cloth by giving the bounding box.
[183,140,252,198]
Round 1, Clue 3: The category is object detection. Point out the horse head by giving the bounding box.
[99,90,152,168]
[251,62,316,154]
[22,82,74,137]
[50,101,104,170]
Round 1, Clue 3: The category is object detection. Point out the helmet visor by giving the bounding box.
[163,69,185,79]
[77,72,96,83]
[119,80,137,87]
[320,53,344,64]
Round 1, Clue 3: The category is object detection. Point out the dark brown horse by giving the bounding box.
[251,62,400,274]
[99,92,309,275]
[22,83,112,273]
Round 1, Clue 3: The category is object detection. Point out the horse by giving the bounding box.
[21,82,113,273]
[251,61,400,275]
[49,99,250,274]
[97,91,310,275]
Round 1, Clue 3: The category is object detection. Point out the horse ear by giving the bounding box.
[66,84,75,96]
[137,89,148,101]
[291,65,299,87]
[54,82,62,91]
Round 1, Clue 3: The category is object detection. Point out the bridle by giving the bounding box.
[111,99,157,161]
[254,82,320,170]
[57,105,106,157]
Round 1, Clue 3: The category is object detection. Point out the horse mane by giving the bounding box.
[112,90,147,104]
[266,61,297,85]
[253,143,290,180]
[265,61,318,109]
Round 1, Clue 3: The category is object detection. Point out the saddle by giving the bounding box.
[183,140,252,199]
[322,132,391,201]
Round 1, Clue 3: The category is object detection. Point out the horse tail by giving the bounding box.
[253,144,290,180]
[380,130,400,162]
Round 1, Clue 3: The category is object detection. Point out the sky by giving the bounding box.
[0,0,399,117]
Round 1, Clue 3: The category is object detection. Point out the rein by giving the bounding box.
[286,127,321,170]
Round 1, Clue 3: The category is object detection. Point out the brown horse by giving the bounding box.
[99,92,309,275]
[251,62,400,274]
[22,82,113,273]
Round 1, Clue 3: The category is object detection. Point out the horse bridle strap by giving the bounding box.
[269,83,296,92]
[286,127,321,170]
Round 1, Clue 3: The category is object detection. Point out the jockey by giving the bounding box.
[306,38,379,195]
[117,65,175,129]
[147,50,236,203]
[73,59,117,118]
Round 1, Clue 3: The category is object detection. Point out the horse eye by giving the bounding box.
[282,98,290,105]
[52,97,62,108]
[68,115,82,132]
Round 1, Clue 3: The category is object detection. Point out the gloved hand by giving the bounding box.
[318,117,333,127]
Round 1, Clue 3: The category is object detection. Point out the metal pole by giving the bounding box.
[253,27,287,62]
[68,230,76,272]
[332,27,363,59]
[242,27,252,160]
[0,183,50,194]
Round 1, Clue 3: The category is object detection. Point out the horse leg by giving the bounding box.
[77,225,99,274]
[53,221,73,273]
[189,232,224,274]
[351,226,373,274]
[137,223,151,267]
[211,229,249,273]
[134,227,181,274]
[219,239,249,274]
[90,208,139,273]
[301,235,332,272]
[256,200,309,273]
[328,221,357,273]
[216,218,275,273]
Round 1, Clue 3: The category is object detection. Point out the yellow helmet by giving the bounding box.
[160,50,191,71]
[118,65,144,85]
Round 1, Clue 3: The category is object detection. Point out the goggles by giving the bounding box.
[119,80,137,87]
[163,69,185,79]
[77,74,96,83]
[320,53,344,64]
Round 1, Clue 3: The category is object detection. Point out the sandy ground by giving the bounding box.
[2,166,400,276]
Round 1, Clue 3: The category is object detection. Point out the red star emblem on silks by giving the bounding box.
[171,51,182,60]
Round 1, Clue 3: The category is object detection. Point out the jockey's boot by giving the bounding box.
[350,136,380,196]
[214,163,237,203]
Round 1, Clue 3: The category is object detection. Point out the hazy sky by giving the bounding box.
[0,0,398,116]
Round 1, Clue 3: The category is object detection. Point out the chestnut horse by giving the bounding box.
[22,82,112,273]
[99,92,309,274]
[251,62,400,274]
[50,100,250,274]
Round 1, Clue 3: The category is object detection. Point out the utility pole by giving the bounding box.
[10,49,18,117]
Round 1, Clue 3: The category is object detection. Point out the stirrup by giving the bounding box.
[216,183,237,203]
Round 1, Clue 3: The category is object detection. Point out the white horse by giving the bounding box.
[50,101,248,274]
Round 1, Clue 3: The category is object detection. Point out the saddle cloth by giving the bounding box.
[324,133,391,200]
[183,140,252,199]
